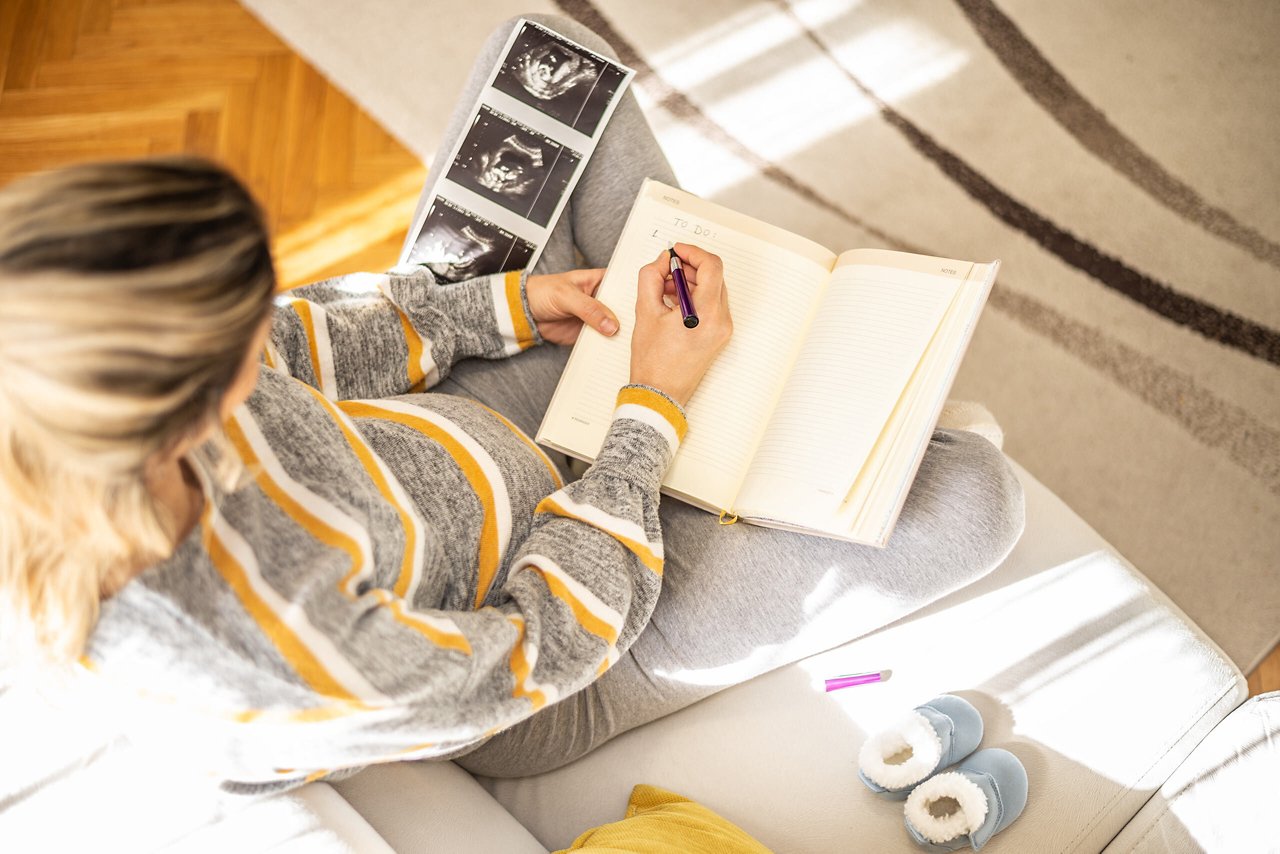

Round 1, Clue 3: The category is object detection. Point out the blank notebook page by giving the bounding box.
[736,263,959,520]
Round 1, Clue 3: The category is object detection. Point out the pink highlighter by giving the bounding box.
[824,670,888,693]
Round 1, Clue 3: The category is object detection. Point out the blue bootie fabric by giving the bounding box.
[903,747,1029,851]
[858,694,985,800]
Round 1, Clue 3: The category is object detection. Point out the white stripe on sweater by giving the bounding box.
[511,553,625,643]
[378,278,440,386]
[613,402,681,451]
[489,273,522,356]
[207,502,391,706]
[309,301,339,399]
[542,491,664,560]
[263,340,289,374]
[234,411,377,596]
[310,397,429,599]
[351,398,514,569]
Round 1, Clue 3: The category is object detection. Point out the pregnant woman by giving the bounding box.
[0,14,1022,796]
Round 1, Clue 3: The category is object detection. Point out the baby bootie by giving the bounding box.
[858,695,984,800]
[903,748,1028,851]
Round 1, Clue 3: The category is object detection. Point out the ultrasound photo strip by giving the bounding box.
[446,105,583,228]
[491,20,630,136]
[408,198,536,284]
[400,19,634,277]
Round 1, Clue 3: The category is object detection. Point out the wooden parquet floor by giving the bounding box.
[1247,646,1279,697]
[0,0,427,288]
[1,0,1277,698]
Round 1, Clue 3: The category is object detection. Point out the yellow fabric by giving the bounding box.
[614,386,688,440]
[504,269,537,350]
[557,785,773,854]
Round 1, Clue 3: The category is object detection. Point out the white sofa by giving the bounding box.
[2,460,1273,853]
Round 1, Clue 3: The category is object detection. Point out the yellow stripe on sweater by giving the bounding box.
[225,418,369,597]
[615,386,687,440]
[234,704,360,724]
[202,506,367,705]
[522,561,620,646]
[302,386,422,599]
[287,298,327,392]
[339,401,502,609]
[538,571,619,646]
[536,495,664,577]
[505,614,549,711]
[475,401,564,490]
[393,304,428,391]
[596,646,620,678]
[370,590,472,656]
[504,270,537,351]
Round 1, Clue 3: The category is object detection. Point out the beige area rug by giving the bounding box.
[242,0,1280,671]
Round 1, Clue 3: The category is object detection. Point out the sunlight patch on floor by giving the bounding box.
[645,111,760,196]
[639,4,968,197]
[274,167,425,289]
[648,1,855,86]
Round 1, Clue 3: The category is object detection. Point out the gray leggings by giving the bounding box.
[421,15,1025,779]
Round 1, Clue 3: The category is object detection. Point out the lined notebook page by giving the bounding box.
[537,182,834,511]
[837,261,993,542]
[734,261,961,521]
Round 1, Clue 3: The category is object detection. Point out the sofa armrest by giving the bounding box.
[159,783,396,853]
[1103,691,1276,853]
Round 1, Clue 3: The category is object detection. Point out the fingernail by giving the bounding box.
[601,318,618,335]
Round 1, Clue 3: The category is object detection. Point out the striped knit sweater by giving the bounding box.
[84,265,687,796]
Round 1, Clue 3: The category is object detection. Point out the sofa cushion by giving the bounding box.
[332,760,547,854]
[475,462,1247,852]
[1102,691,1277,853]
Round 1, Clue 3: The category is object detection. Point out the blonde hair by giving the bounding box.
[0,157,276,668]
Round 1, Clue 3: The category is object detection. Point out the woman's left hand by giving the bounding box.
[526,269,618,345]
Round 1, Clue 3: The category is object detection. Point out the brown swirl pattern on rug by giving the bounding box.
[556,0,1280,367]
[554,0,1280,494]
[954,0,1280,270]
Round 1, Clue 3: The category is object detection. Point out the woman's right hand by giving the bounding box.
[628,243,733,407]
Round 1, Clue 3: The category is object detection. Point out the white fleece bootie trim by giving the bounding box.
[858,710,944,790]
[905,771,989,844]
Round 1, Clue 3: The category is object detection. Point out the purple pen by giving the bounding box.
[668,247,698,328]
[824,670,886,693]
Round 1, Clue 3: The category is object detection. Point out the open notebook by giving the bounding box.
[536,180,998,546]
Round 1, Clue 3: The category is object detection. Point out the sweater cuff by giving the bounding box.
[612,385,688,451]
[584,385,685,495]
[382,265,541,360]
[488,269,541,356]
